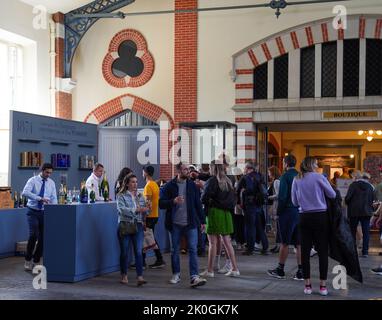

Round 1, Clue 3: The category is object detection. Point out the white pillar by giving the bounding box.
[267,59,274,101]
[359,38,366,99]
[288,49,300,102]
[337,40,343,100]
[315,44,322,100]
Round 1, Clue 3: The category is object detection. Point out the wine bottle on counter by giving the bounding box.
[100,172,110,200]
[13,191,19,208]
[103,185,109,202]
[89,183,96,203]
[80,180,88,203]
[18,192,24,208]
[58,184,66,205]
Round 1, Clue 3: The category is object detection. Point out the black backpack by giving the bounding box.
[244,175,266,206]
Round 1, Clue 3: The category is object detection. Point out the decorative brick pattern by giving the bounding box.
[55,91,72,120]
[84,95,175,181]
[359,17,366,39]
[248,49,259,67]
[375,19,382,39]
[235,84,254,89]
[235,117,253,123]
[321,23,329,42]
[261,43,272,61]
[102,29,154,88]
[236,69,254,75]
[290,32,300,49]
[305,27,314,46]
[235,99,253,104]
[174,0,198,125]
[275,36,286,55]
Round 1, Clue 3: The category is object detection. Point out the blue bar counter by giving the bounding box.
[0,208,28,258]
[44,202,120,282]
[43,202,171,283]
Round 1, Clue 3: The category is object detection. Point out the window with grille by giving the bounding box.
[366,39,382,96]
[343,39,359,97]
[300,46,315,98]
[253,63,268,100]
[321,41,337,97]
[103,109,158,127]
[274,54,288,99]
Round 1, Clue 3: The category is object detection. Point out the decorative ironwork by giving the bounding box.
[103,109,158,127]
[63,0,135,77]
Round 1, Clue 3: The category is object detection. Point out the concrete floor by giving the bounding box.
[1,246,381,300]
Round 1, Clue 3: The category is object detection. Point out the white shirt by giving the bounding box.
[86,173,102,201]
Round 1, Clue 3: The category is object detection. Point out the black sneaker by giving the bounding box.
[267,267,286,279]
[149,260,166,269]
[242,250,254,256]
[293,269,304,281]
[371,267,382,275]
[270,245,280,253]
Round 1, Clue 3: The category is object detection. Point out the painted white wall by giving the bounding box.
[198,0,382,123]
[72,0,174,123]
[0,0,51,186]
[0,0,51,117]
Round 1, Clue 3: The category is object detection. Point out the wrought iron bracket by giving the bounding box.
[63,0,135,78]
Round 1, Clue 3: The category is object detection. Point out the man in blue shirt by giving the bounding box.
[22,163,57,270]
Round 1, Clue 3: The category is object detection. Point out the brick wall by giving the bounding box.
[53,12,72,120]
[174,0,198,125]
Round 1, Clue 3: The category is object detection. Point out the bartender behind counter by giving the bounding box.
[86,163,104,201]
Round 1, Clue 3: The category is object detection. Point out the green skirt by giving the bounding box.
[206,207,233,235]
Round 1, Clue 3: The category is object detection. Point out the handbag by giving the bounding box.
[119,220,138,237]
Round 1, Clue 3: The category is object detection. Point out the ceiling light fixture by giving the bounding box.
[366,136,373,142]
[358,130,364,136]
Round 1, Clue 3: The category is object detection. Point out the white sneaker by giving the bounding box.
[190,276,207,287]
[304,285,312,295]
[310,248,318,257]
[255,242,262,250]
[24,260,33,271]
[169,273,180,284]
[319,286,328,296]
[225,270,240,277]
[218,264,232,274]
[199,270,214,278]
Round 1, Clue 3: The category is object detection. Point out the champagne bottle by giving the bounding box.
[103,185,109,202]
[89,183,96,203]
[13,191,19,208]
[18,191,24,208]
[100,172,110,199]
[80,180,88,203]
[59,184,66,205]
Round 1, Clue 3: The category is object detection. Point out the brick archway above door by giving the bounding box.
[84,94,174,129]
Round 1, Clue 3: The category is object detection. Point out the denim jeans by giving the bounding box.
[25,209,44,263]
[244,206,269,252]
[119,223,144,276]
[349,216,371,255]
[170,225,199,279]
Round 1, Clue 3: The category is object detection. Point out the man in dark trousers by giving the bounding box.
[237,161,269,255]
[22,163,57,270]
[159,162,207,287]
[267,154,303,280]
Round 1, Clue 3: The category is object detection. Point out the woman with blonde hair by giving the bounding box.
[291,157,336,296]
[200,160,240,277]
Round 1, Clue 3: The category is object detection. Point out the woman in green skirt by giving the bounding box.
[200,161,240,277]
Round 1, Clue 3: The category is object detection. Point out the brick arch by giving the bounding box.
[84,94,174,129]
[233,14,382,105]
[84,95,175,180]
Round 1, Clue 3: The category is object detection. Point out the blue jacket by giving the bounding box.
[159,177,205,231]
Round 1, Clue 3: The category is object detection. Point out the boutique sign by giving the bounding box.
[322,111,378,119]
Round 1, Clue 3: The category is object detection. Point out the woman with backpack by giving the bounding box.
[200,160,240,277]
